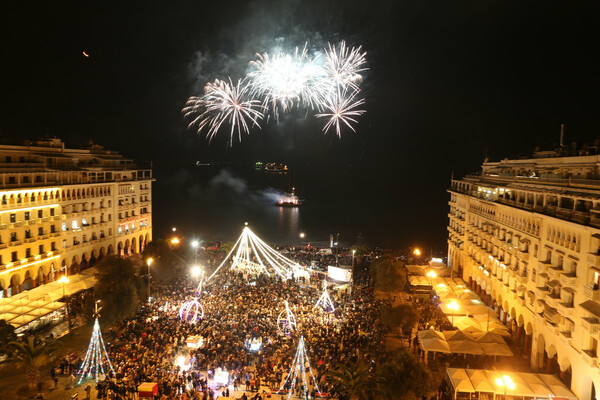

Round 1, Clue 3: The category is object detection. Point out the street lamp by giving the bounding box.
[426,270,437,286]
[413,248,421,256]
[147,258,153,303]
[58,276,71,334]
[191,265,201,278]
[495,375,515,400]
[171,237,180,245]
[191,240,199,248]
[352,249,356,267]
[299,232,305,239]
[447,300,459,326]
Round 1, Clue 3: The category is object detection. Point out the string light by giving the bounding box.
[277,336,322,399]
[277,300,297,335]
[314,281,335,313]
[179,298,205,323]
[77,318,116,383]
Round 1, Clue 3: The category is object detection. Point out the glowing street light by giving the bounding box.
[299,232,305,239]
[426,270,437,286]
[172,227,177,232]
[191,240,199,248]
[58,275,71,334]
[171,237,180,245]
[413,248,421,256]
[495,375,515,399]
[447,300,459,326]
[191,265,202,278]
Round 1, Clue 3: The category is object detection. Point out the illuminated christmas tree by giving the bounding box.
[314,281,335,313]
[277,336,322,399]
[77,303,115,383]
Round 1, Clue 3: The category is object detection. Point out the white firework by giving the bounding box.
[316,89,366,137]
[324,41,368,92]
[247,45,329,118]
[182,78,264,143]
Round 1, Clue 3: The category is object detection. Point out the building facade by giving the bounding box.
[0,138,152,298]
[448,152,600,400]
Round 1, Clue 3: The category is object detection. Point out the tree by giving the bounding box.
[381,303,420,337]
[3,337,57,393]
[94,256,143,323]
[370,255,407,298]
[142,239,188,283]
[0,319,17,353]
[376,350,430,400]
[326,361,373,400]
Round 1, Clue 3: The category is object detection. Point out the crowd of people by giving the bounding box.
[69,270,386,400]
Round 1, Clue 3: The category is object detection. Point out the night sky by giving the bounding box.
[1,1,599,251]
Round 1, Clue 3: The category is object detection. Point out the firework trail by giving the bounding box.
[316,88,366,138]
[324,41,368,92]
[183,78,264,144]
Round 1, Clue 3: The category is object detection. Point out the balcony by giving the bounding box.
[559,272,577,287]
[545,295,560,309]
[558,330,572,346]
[9,241,22,246]
[14,222,23,227]
[0,243,7,249]
[584,286,600,301]
[582,349,598,367]
[518,250,529,261]
[556,302,574,316]
[533,286,549,299]
[27,220,36,225]
[588,253,600,265]
[548,266,563,280]
[24,238,36,243]
[0,224,6,230]
[39,235,49,240]
[41,217,49,222]
[581,317,600,334]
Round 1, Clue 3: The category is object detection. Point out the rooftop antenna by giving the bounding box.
[560,124,565,148]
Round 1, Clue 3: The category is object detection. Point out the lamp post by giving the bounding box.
[447,300,459,326]
[58,275,71,334]
[495,375,515,400]
[147,258,153,303]
[191,240,199,264]
[426,270,437,286]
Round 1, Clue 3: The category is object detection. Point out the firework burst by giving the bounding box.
[247,45,329,118]
[316,89,366,137]
[182,78,264,143]
[324,41,368,92]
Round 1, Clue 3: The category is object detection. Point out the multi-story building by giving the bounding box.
[0,138,152,298]
[448,150,600,400]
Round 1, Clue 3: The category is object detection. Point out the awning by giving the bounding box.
[580,300,600,319]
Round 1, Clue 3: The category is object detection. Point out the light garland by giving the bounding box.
[314,281,335,313]
[207,224,310,282]
[179,298,205,323]
[77,318,116,383]
[277,300,297,335]
[277,336,322,399]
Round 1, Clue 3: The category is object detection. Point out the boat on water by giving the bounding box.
[275,188,304,207]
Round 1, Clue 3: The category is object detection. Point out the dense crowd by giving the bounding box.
[71,271,385,399]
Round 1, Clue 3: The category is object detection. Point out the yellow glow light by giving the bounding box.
[171,237,180,245]
[413,248,421,256]
[58,275,69,284]
[0,203,59,214]
[0,255,61,275]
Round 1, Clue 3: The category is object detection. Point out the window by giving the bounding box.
[38,245,44,255]
[35,175,42,183]
[5,156,10,162]
[531,269,537,283]
[51,242,56,251]
[118,226,123,234]
[10,214,15,223]
[82,218,88,226]
[51,225,56,233]
[24,211,30,221]
[50,208,55,216]
[8,177,15,184]
[10,232,16,242]
[61,222,67,231]
[11,251,17,262]
[38,210,43,218]
[72,220,79,230]
[19,156,25,163]
[62,240,66,248]
[38,227,43,235]
[26,248,31,258]
[25,229,31,239]
[22,176,29,183]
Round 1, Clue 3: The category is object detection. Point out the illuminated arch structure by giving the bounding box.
[207,224,311,281]
[277,300,297,335]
